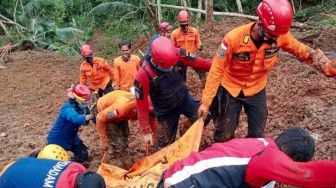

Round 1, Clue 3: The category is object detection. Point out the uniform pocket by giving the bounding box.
[186,36,196,46]
[176,37,185,47]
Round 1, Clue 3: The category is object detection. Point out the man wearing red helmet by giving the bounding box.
[198,0,336,143]
[171,10,206,84]
[134,37,211,149]
[47,84,94,164]
[172,10,202,54]
[79,44,114,97]
[145,22,173,57]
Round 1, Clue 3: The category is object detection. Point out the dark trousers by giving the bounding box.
[156,92,199,149]
[107,121,129,157]
[71,141,89,163]
[208,86,268,142]
[180,65,206,83]
[98,80,114,97]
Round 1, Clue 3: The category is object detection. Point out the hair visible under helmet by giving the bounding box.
[75,172,106,188]
[275,126,315,162]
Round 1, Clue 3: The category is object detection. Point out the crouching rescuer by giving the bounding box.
[47,84,94,165]
[96,90,157,169]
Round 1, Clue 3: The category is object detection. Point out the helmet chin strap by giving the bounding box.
[149,58,173,73]
[257,22,277,46]
[77,102,88,109]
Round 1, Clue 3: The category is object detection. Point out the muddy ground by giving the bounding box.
[0,18,335,187]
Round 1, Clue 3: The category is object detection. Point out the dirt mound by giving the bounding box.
[299,25,336,52]
[0,19,335,177]
[89,29,116,56]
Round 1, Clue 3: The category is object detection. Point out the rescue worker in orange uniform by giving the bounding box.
[96,90,157,169]
[113,40,141,91]
[171,10,202,54]
[171,10,205,83]
[79,44,114,97]
[198,0,336,143]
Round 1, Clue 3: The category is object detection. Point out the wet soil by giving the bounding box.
[0,19,335,187]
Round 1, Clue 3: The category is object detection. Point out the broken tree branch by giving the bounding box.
[153,3,310,29]
[0,14,26,30]
[0,43,20,69]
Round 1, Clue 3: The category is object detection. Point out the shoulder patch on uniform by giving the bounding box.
[243,34,249,44]
[218,39,228,59]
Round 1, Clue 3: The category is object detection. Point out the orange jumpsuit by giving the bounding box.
[79,57,114,91]
[171,27,202,54]
[113,55,140,91]
[96,90,157,147]
[202,23,312,107]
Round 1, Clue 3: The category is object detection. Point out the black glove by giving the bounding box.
[179,48,196,62]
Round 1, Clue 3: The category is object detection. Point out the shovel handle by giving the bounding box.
[145,143,150,156]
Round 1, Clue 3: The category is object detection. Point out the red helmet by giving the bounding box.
[80,44,94,56]
[67,84,91,103]
[150,37,179,70]
[178,10,189,22]
[256,0,293,36]
[159,22,172,32]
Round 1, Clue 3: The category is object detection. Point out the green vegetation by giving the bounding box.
[0,0,335,57]
[294,1,336,29]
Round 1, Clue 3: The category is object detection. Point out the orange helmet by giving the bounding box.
[67,84,91,104]
[178,10,189,22]
[256,0,293,36]
[150,37,179,70]
[80,44,94,56]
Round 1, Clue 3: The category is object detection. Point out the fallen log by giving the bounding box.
[0,43,19,60]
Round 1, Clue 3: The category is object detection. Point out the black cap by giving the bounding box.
[76,172,106,188]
